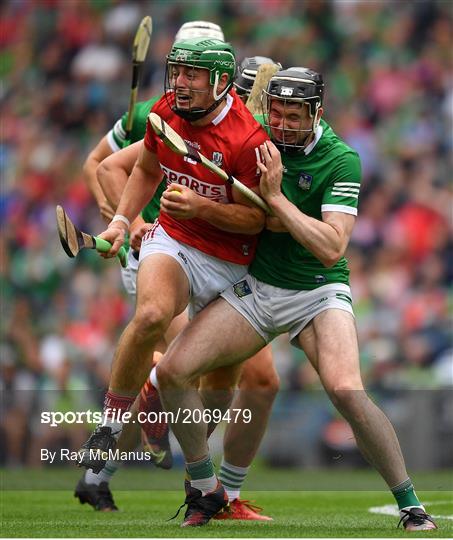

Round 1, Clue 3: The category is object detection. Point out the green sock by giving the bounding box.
[391,478,422,510]
[186,456,214,479]
[186,456,217,495]
[218,459,249,501]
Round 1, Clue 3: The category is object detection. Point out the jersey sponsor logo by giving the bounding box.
[160,165,228,201]
[233,279,252,298]
[212,151,223,167]
[298,172,313,190]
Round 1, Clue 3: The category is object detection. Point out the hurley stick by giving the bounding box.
[56,205,127,268]
[148,113,271,214]
[124,16,152,144]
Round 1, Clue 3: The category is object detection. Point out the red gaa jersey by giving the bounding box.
[144,92,269,264]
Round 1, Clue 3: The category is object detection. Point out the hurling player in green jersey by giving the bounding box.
[155,68,437,531]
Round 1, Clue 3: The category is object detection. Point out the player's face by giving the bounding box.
[168,64,212,111]
[268,99,313,145]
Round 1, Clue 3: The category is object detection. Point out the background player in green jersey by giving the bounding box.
[155,68,438,531]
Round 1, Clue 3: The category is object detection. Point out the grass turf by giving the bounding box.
[1,470,452,537]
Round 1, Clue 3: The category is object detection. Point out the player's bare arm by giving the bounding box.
[265,215,288,232]
[98,143,162,257]
[82,135,115,221]
[97,141,143,209]
[97,140,151,250]
[160,182,265,234]
[258,140,355,267]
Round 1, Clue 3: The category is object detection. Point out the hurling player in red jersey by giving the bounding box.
[78,36,271,524]
[85,56,282,521]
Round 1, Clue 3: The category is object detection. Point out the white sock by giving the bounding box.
[400,504,425,514]
[150,366,159,389]
[84,460,120,485]
[190,474,218,496]
[101,417,123,440]
[225,488,240,501]
[218,459,249,501]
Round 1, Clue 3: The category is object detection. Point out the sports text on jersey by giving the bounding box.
[160,165,228,201]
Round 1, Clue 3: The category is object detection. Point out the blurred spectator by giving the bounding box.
[1,0,451,466]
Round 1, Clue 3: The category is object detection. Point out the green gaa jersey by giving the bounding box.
[250,118,361,290]
[107,97,165,223]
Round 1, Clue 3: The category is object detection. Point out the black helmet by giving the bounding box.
[234,56,282,98]
[265,67,324,116]
[263,67,324,153]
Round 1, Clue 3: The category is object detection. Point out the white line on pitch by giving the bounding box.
[368,501,453,520]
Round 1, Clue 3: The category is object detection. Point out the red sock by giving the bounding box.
[104,390,135,420]
[139,379,168,441]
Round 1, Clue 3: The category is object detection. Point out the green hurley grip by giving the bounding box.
[94,237,128,268]
[117,246,127,268]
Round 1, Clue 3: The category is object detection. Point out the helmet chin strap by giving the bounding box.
[172,97,224,122]
[213,72,230,101]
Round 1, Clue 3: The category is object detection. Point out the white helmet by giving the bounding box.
[175,21,225,42]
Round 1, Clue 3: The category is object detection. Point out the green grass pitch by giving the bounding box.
[1,469,452,537]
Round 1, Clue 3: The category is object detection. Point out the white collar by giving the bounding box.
[304,124,323,155]
[212,94,233,126]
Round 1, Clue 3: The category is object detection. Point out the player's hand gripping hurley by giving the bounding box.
[149,113,272,214]
[56,205,127,268]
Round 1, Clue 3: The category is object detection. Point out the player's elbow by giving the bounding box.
[96,160,113,192]
[82,152,97,179]
[319,246,345,268]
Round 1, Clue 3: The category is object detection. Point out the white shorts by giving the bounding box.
[221,274,355,348]
[120,248,140,297]
[139,223,248,317]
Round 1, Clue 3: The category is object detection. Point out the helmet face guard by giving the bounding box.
[263,67,324,153]
[165,37,236,121]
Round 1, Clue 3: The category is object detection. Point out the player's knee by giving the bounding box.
[328,384,367,420]
[239,367,280,396]
[132,304,171,342]
[155,359,185,389]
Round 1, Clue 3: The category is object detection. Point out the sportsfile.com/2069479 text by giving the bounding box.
[40,408,252,427]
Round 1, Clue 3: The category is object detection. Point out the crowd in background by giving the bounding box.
[1,0,451,467]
